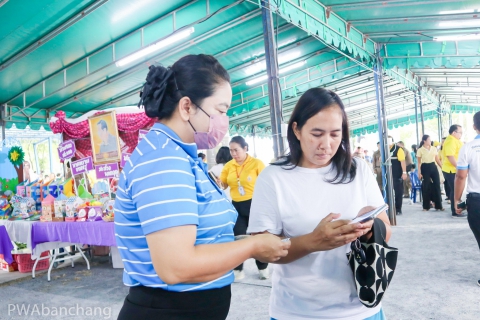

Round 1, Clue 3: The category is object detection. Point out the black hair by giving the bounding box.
[97,120,108,130]
[419,135,430,148]
[411,144,417,153]
[449,124,461,135]
[215,146,232,165]
[198,153,206,160]
[273,87,356,184]
[140,54,230,119]
[230,136,249,151]
[474,111,480,131]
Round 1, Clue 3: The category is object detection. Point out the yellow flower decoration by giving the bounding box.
[10,150,19,162]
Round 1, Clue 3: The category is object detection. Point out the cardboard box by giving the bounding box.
[40,194,55,222]
[16,182,26,197]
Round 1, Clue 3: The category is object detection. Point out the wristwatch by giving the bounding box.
[402,172,407,174]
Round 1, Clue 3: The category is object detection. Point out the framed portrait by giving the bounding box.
[88,111,121,164]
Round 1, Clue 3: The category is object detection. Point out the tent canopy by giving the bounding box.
[1,0,479,135]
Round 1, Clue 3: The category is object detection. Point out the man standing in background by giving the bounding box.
[373,142,383,191]
[443,125,465,217]
[398,141,413,198]
[390,137,408,215]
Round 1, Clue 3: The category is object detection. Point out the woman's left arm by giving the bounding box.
[360,211,391,242]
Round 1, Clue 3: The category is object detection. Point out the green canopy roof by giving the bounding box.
[1,0,479,135]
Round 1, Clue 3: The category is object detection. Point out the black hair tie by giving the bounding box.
[138,65,175,118]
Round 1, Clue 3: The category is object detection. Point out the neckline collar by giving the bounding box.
[150,123,198,158]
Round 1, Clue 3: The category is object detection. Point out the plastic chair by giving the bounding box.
[409,171,422,203]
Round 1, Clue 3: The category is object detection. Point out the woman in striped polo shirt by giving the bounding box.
[114,54,289,320]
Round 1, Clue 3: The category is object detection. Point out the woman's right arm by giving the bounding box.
[417,156,422,179]
[254,214,367,264]
[147,226,289,284]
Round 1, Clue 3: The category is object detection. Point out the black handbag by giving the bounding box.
[347,218,398,308]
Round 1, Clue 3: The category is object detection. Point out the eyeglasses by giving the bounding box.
[350,239,366,264]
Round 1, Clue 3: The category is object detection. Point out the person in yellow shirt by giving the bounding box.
[442,125,464,217]
[416,135,444,211]
[389,136,407,215]
[439,137,451,203]
[220,136,267,280]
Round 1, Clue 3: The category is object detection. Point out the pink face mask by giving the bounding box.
[190,108,229,150]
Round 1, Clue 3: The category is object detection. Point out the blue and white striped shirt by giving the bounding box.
[114,123,237,291]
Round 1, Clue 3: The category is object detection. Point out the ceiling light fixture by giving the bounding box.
[439,9,478,15]
[244,51,302,75]
[116,27,194,67]
[245,60,306,86]
[439,20,480,28]
[434,33,480,41]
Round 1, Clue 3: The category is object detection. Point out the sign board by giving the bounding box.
[120,153,131,168]
[58,141,76,160]
[95,163,119,180]
[71,157,94,176]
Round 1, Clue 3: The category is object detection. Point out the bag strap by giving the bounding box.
[366,218,388,246]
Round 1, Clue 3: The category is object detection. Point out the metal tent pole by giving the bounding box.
[437,102,443,142]
[1,104,6,142]
[261,0,284,159]
[373,43,396,225]
[418,84,425,136]
[414,91,419,145]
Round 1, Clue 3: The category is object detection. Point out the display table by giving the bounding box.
[0,225,14,264]
[31,221,117,281]
[0,220,35,252]
[31,221,116,253]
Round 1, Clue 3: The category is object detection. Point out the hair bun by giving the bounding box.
[138,65,174,118]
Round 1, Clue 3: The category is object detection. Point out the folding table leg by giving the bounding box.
[46,250,59,282]
[77,245,91,270]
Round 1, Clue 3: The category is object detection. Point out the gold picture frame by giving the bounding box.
[88,111,121,164]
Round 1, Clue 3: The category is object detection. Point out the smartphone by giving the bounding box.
[350,204,388,224]
[458,201,466,210]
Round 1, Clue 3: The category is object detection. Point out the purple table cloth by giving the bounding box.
[31,221,116,250]
[0,225,14,264]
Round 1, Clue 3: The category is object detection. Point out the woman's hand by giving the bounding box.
[249,234,290,262]
[418,172,422,180]
[307,213,366,252]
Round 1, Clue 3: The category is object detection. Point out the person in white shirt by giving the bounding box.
[248,87,392,320]
[454,111,480,286]
[210,146,232,200]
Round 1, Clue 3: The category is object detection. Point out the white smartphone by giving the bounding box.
[350,204,388,224]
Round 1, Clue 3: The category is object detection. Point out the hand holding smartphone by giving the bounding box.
[350,204,388,224]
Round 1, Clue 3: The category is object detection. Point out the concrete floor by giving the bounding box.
[0,198,479,319]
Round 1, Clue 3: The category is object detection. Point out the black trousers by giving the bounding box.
[393,177,404,213]
[444,171,456,215]
[118,285,231,320]
[444,175,451,200]
[421,163,443,210]
[467,194,480,252]
[232,199,268,271]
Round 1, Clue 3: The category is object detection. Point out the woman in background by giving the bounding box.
[417,135,444,211]
[220,136,268,280]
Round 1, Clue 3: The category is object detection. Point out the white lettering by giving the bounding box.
[42,303,50,316]
[31,304,40,316]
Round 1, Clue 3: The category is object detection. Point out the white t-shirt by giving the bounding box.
[457,135,480,193]
[210,163,231,201]
[247,159,384,320]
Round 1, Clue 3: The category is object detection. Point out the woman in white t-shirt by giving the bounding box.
[209,146,232,200]
[248,88,392,320]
